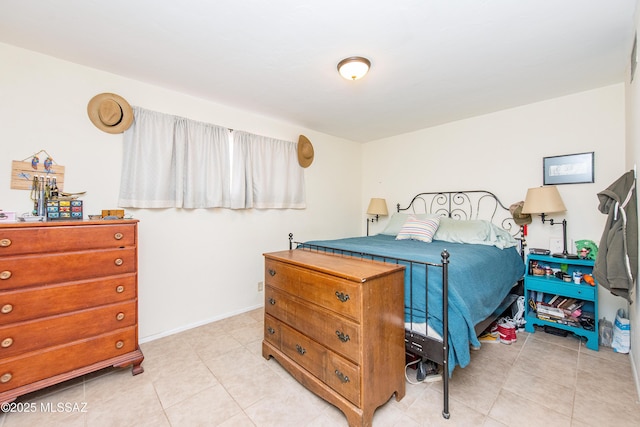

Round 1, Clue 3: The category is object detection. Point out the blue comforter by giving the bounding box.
[303,234,525,373]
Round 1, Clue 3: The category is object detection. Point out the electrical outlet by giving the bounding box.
[258,281,263,291]
[549,238,563,254]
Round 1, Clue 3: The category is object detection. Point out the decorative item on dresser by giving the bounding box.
[262,249,406,427]
[0,220,144,404]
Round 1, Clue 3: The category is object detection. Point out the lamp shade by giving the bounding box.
[366,198,388,216]
[337,57,371,80]
[521,186,566,214]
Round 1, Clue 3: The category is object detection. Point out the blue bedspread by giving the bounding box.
[303,234,525,373]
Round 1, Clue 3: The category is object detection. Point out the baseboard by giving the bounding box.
[139,303,263,344]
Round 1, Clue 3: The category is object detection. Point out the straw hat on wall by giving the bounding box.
[297,135,314,168]
[87,93,134,134]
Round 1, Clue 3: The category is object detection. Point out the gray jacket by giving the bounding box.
[594,170,637,303]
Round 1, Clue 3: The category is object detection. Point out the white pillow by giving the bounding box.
[395,216,440,243]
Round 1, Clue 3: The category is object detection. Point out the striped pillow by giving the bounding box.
[395,216,440,243]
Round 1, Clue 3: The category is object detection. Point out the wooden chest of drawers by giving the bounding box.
[0,220,144,403]
[262,250,405,427]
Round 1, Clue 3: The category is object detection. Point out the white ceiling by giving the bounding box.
[0,0,637,142]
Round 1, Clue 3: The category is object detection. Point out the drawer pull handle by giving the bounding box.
[114,258,124,266]
[114,232,124,240]
[335,330,350,343]
[116,285,125,293]
[1,304,13,314]
[267,327,275,335]
[0,238,11,247]
[335,291,350,303]
[268,298,276,305]
[1,338,13,348]
[295,344,306,355]
[268,269,276,277]
[115,340,124,349]
[0,373,12,383]
[116,312,125,321]
[335,370,350,384]
[0,271,11,280]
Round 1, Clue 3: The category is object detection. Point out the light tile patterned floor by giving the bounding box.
[1,308,639,426]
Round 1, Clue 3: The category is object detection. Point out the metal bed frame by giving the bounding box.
[290,190,524,419]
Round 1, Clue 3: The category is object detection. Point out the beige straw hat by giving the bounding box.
[87,93,134,134]
[297,135,314,168]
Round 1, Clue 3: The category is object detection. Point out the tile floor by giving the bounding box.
[1,308,639,426]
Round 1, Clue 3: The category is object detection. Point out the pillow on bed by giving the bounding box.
[433,217,517,249]
[381,213,441,236]
[433,218,489,243]
[395,216,440,243]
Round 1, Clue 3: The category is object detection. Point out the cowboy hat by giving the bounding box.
[509,201,532,226]
[87,93,134,134]
[297,135,314,168]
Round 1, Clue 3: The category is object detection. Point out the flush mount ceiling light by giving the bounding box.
[337,56,371,80]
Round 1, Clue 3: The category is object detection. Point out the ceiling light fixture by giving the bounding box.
[337,56,371,80]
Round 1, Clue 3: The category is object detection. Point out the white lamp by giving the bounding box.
[521,186,578,259]
[366,198,388,236]
[337,57,371,80]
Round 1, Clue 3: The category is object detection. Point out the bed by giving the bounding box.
[290,190,526,419]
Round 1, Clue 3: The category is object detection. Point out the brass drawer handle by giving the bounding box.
[335,291,350,303]
[268,269,276,277]
[268,298,276,305]
[116,312,125,321]
[267,327,275,335]
[335,370,350,384]
[116,285,125,293]
[0,238,11,247]
[115,340,124,349]
[114,258,123,266]
[0,271,11,280]
[0,373,12,383]
[1,337,13,348]
[335,330,350,343]
[114,232,124,240]
[1,304,13,314]
[295,344,306,355]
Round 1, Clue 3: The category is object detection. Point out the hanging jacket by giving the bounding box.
[593,170,637,303]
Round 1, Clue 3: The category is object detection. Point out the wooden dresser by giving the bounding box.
[0,220,144,403]
[262,250,405,427]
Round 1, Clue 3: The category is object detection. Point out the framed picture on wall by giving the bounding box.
[543,152,594,185]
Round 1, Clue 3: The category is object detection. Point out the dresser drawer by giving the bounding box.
[0,224,136,256]
[279,321,326,382]
[265,286,360,363]
[0,326,137,393]
[265,259,361,321]
[0,274,136,325]
[326,351,361,407]
[0,248,136,290]
[0,301,136,358]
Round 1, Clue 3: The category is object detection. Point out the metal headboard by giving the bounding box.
[396,190,520,238]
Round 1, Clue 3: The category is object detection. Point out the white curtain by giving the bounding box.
[179,118,230,208]
[119,107,180,208]
[231,131,305,209]
[119,107,305,209]
[119,107,230,208]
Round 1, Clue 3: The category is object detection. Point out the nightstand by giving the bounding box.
[524,254,598,350]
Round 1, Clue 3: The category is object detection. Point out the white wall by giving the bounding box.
[362,84,627,325]
[625,6,640,398]
[0,43,363,340]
